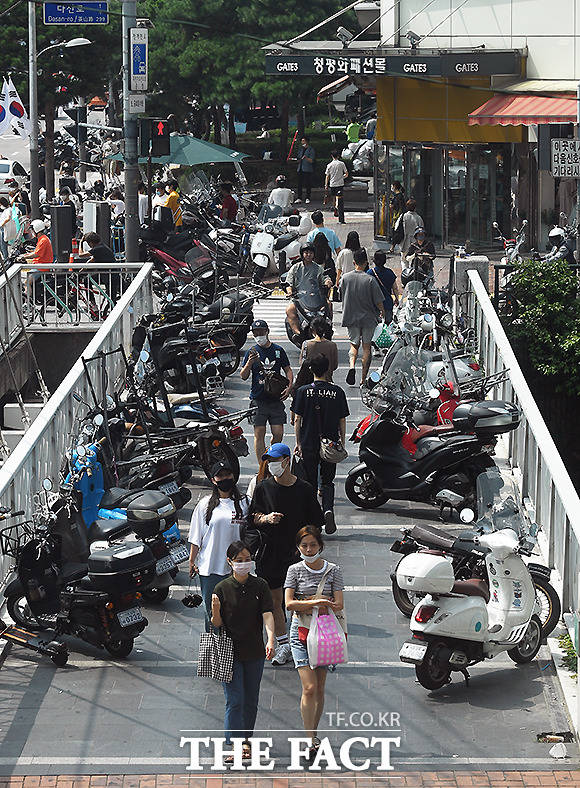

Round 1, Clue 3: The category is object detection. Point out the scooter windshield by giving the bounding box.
[381,344,427,403]
[257,203,283,223]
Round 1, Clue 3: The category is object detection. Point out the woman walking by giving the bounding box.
[312,231,335,284]
[285,526,345,761]
[188,461,249,631]
[297,316,338,383]
[388,181,405,253]
[335,230,361,287]
[212,541,275,762]
[368,249,400,324]
[400,198,424,262]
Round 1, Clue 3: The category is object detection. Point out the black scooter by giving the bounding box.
[345,398,520,516]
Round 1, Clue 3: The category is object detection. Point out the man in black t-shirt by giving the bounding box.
[81,231,120,301]
[250,442,323,665]
[292,354,349,535]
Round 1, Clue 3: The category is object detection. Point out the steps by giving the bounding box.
[1,400,46,458]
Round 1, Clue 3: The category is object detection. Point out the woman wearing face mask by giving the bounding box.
[212,541,276,763]
[284,526,344,761]
[188,462,249,631]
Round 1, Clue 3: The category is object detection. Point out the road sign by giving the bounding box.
[130,28,148,92]
[128,94,146,114]
[43,2,108,25]
[551,138,580,178]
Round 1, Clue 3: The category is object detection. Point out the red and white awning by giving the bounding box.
[468,94,577,126]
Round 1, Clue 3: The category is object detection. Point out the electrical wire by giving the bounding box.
[379,0,441,46]
[348,1,397,45]
[283,0,369,47]
[0,0,23,18]
[420,0,472,42]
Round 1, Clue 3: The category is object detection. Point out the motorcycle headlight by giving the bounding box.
[440,313,453,330]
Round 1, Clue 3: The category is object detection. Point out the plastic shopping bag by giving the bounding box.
[372,321,393,349]
[306,606,348,669]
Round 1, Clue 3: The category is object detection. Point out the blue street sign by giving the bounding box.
[43,2,109,25]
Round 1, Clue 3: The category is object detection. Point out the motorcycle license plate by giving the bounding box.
[117,606,144,628]
[170,543,189,565]
[399,641,427,664]
[159,481,179,495]
[155,555,174,574]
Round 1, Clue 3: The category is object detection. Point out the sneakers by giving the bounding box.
[324,510,337,535]
[305,198,311,204]
[346,368,356,386]
[272,642,292,665]
[293,198,302,204]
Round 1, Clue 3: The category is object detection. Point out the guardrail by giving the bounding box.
[468,268,580,612]
[0,263,154,587]
[0,263,24,348]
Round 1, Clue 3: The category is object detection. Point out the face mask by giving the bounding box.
[215,477,235,492]
[268,460,285,477]
[300,549,322,565]
[255,334,269,347]
[232,560,255,576]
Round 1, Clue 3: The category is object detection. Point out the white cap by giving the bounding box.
[31,219,46,234]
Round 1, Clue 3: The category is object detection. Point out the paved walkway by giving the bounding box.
[0,221,576,779]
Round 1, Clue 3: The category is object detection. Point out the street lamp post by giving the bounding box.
[27,2,91,218]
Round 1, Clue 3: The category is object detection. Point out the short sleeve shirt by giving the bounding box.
[241,342,290,401]
[214,574,274,660]
[306,227,342,253]
[284,560,344,598]
[292,382,349,451]
[32,234,53,269]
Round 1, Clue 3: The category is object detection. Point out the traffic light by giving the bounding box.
[63,105,87,145]
[149,118,170,156]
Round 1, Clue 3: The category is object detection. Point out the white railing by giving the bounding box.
[0,263,154,587]
[468,269,580,611]
[0,263,24,347]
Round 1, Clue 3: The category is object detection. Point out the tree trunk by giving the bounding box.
[228,106,236,149]
[201,109,210,140]
[44,99,55,200]
[212,105,221,145]
[279,99,290,162]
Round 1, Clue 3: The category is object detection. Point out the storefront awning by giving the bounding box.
[468,94,577,126]
[317,75,350,102]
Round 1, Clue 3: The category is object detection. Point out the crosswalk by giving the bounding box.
[253,294,349,340]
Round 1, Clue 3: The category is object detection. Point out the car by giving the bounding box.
[0,159,28,196]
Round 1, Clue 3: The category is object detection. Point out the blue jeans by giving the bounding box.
[0,236,7,261]
[200,573,228,632]
[223,657,265,744]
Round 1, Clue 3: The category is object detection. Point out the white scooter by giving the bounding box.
[250,209,312,279]
[396,505,543,690]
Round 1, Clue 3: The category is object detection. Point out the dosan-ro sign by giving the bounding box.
[551,138,580,178]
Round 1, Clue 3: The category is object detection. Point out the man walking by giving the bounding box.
[340,248,385,386]
[240,320,293,462]
[306,210,342,255]
[295,136,315,204]
[324,150,349,224]
[292,354,349,535]
[251,443,324,665]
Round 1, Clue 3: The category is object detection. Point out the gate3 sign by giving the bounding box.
[265,51,520,78]
[551,138,580,178]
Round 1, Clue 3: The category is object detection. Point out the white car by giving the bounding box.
[0,159,28,196]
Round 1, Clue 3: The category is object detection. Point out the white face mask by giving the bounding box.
[268,460,285,477]
[231,560,255,576]
[300,549,322,565]
[255,334,269,347]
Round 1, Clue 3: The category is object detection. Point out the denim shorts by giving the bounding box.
[289,616,310,669]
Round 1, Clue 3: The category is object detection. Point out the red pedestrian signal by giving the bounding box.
[156,121,165,136]
[149,118,170,156]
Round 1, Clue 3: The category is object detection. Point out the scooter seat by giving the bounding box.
[60,562,89,584]
[409,523,457,551]
[99,487,133,510]
[89,518,131,542]
[274,232,298,250]
[452,579,490,603]
[407,424,455,445]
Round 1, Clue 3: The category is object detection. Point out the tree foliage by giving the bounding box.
[503,258,580,396]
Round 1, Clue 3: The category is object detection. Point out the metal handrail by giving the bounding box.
[0,263,154,587]
[469,268,580,610]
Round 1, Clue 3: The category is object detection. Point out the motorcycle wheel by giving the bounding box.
[203,443,240,483]
[7,594,48,632]
[345,468,389,509]
[391,573,420,618]
[217,335,241,376]
[142,586,170,604]
[507,615,542,664]
[415,641,452,690]
[104,638,135,658]
[532,577,561,637]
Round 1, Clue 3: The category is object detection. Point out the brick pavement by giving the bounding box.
[1,772,579,787]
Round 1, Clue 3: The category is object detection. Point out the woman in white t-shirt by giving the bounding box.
[335,230,362,287]
[188,460,249,631]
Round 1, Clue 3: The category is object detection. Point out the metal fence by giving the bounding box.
[0,263,154,587]
[468,269,580,611]
[0,263,24,348]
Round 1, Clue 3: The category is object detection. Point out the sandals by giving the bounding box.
[224,741,252,766]
[308,737,321,762]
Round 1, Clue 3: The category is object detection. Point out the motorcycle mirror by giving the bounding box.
[83,424,93,435]
[165,292,174,302]
[492,221,499,229]
[222,307,231,317]
[106,395,115,410]
[76,445,87,458]
[139,350,150,362]
[459,508,475,524]
[429,388,440,400]
[93,414,104,427]
[42,478,53,491]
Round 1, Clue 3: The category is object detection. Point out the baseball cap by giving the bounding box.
[251,319,269,332]
[209,460,233,478]
[31,219,46,234]
[414,226,426,237]
[262,443,291,461]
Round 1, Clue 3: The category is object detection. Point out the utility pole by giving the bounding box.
[28,0,40,220]
[78,96,87,184]
[122,0,139,263]
[577,80,580,262]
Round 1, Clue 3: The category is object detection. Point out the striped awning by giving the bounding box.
[468,94,577,126]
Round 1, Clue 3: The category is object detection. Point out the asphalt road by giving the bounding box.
[0,291,577,777]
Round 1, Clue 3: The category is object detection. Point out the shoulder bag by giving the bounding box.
[261,358,290,399]
[295,562,347,644]
[312,384,348,463]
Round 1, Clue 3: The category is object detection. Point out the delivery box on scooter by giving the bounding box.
[451,400,520,437]
[396,552,455,595]
[88,541,157,593]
